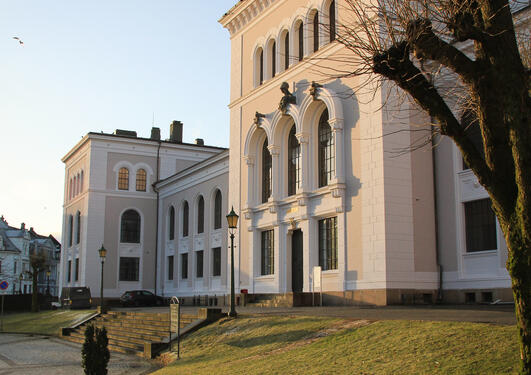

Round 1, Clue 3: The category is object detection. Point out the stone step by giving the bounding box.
[105,311,170,321]
[93,320,191,335]
[68,329,145,352]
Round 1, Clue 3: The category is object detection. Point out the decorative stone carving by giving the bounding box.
[254,112,265,127]
[310,81,322,100]
[278,82,296,114]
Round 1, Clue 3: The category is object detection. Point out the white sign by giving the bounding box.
[312,266,322,290]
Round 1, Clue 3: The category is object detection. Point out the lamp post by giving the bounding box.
[98,245,107,313]
[226,207,239,318]
[46,269,51,295]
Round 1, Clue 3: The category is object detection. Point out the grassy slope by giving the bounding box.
[155,315,519,375]
[1,309,96,336]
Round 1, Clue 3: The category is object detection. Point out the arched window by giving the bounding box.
[182,201,189,237]
[80,171,84,193]
[169,206,175,240]
[118,167,129,190]
[297,22,304,61]
[77,173,81,195]
[313,11,319,52]
[262,139,272,203]
[120,209,141,243]
[136,169,147,192]
[329,0,336,42]
[318,109,335,187]
[68,215,73,247]
[271,41,276,77]
[288,125,301,196]
[75,211,81,245]
[255,47,264,86]
[197,196,204,234]
[214,190,222,230]
[69,178,73,200]
[284,31,290,70]
[73,175,77,197]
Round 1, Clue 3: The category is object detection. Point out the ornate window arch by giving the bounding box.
[118,167,129,190]
[318,109,334,187]
[169,206,175,241]
[182,201,189,237]
[254,47,264,87]
[288,124,301,196]
[262,139,272,203]
[197,195,205,234]
[120,209,141,243]
[136,169,146,191]
[214,189,222,230]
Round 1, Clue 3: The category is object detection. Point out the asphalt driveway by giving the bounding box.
[0,333,159,375]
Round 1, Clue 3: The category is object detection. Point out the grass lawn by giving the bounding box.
[1,309,96,336]
[154,315,519,375]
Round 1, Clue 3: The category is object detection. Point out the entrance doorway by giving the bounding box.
[291,229,303,292]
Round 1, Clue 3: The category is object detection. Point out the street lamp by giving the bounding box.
[46,269,51,295]
[226,206,239,318]
[98,245,107,313]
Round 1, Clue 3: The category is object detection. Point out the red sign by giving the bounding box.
[0,281,8,290]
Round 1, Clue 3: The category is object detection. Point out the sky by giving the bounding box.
[0,0,237,240]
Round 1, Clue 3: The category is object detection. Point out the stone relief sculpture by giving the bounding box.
[278,82,296,114]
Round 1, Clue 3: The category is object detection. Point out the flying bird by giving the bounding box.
[12,36,24,45]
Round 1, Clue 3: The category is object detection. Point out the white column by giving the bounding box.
[274,224,281,292]
[296,132,309,193]
[330,118,345,184]
[248,228,256,293]
[300,219,311,292]
[268,145,281,201]
[244,156,255,207]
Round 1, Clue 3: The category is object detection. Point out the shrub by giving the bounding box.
[81,324,110,375]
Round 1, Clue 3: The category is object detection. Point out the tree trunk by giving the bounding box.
[503,218,531,374]
[31,271,38,313]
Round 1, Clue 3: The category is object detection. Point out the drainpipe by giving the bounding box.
[154,140,161,296]
[431,128,443,303]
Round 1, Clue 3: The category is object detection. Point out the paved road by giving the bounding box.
[0,334,159,375]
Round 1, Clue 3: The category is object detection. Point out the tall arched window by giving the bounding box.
[120,209,141,243]
[262,139,272,203]
[214,190,222,230]
[169,206,175,240]
[329,0,336,42]
[297,22,304,61]
[118,167,129,190]
[182,201,189,237]
[288,125,301,196]
[259,48,264,85]
[313,11,319,52]
[68,215,73,247]
[69,178,73,200]
[75,211,81,245]
[318,109,335,187]
[73,176,77,197]
[284,32,290,70]
[76,174,80,196]
[80,171,84,193]
[136,169,147,191]
[197,196,204,234]
[271,41,276,77]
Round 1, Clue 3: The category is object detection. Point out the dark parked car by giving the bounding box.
[60,287,92,309]
[120,290,165,307]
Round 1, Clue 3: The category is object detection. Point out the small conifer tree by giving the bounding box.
[81,324,110,375]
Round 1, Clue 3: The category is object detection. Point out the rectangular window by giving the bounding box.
[319,217,338,270]
[168,255,174,281]
[212,247,221,277]
[464,198,497,252]
[196,251,204,278]
[67,260,72,282]
[74,258,79,281]
[119,257,139,281]
[181,253,188,279]
[14,261,17,274]
[261,230,274,275]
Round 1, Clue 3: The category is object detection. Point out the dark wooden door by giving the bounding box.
[292,229,303,292]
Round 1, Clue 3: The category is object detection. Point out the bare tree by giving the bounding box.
[318,0,531,372]
[28,252,47,313]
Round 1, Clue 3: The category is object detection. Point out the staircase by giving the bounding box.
[245,293,314,307]
[61,310,197,358]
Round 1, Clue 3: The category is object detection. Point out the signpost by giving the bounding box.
[0,280,9,332]
[170,296,181,359]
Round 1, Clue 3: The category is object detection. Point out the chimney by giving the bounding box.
[169,121,183,143]
[150,127,161,141]
[195,138,204,146]
[21,222,25,230]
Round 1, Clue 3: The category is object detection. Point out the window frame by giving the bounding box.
[313,11,319,53]
[169,206,175,241]
[318,109,335,187]
[118,167,129,190]
[197,196,204,234]
[464,198,498,252]
[214,190,222,230]
[262,139,272,203]
[196,250,204,278]
[75,211,81,245]
[120,209,141,244]
[168,255,174,281]
[181,253,188,279]
[261,230,274,275]
[288,124,301,196]
[182,201,189,237]
[136,169,147,192]
[119,257,140,282]
[212,247,221,277]
[319,216,338,271]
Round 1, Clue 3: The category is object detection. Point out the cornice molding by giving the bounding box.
[219,0,279,36]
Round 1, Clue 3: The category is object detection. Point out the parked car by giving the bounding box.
[60,287,92,309]
[119,290,165,307]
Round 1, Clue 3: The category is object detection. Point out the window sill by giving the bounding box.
[463,249,497,257]
[255,274,275,281]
